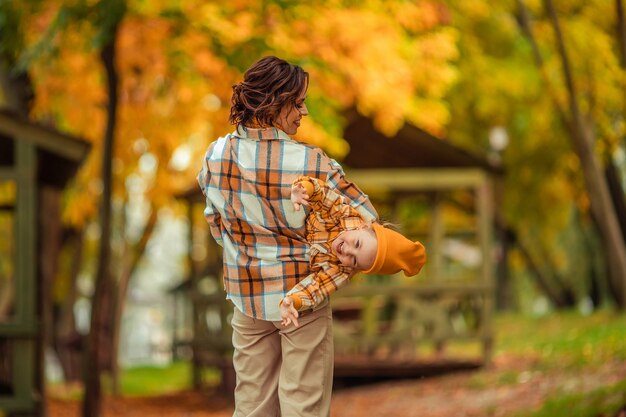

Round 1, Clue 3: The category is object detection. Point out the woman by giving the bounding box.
[198,56,377,417]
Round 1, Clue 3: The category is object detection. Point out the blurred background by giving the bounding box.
[1,0,625,416]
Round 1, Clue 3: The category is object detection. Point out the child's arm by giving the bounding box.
[326,159,378,222]
[291,176,361,232]
[281,261,352,312]
[280,176,362,325]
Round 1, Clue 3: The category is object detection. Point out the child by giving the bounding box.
[280,176,427,327]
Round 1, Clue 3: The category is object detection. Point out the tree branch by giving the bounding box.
[617,0,626,68]
[514,0,570,128]
[543,0,584,125]
[83,4,123,413]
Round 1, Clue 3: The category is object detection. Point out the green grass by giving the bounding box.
[49,361,221,399]
[116,361,221,396]
[487,309,626,417]
[494,309,626,370]
[117,361,193,396]
[513,379,626,417]
[48,309,626,415]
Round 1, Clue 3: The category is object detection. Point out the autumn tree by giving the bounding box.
[11,6,625,410]
[0,1,39,116]
[517,0,626,308]
[80,1,127,415]
[19,1,456,413]
[444,0,626,309]
[27,0,458,379]
[443,1,581,309]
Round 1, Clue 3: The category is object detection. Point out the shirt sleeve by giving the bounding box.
[197,150,224,247]
[285,257,352,311]
[325,158,378,222]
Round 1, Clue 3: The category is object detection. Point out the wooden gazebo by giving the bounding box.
[331,114,501,377]
[176,114,501,390]
[0,109,90,416]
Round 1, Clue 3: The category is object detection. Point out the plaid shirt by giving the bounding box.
[197,126,377,320]
[286,176,368,311]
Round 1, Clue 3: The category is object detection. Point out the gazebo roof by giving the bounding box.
[342,113,502,173]
[0,108,91,188]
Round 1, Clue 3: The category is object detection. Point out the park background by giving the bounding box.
[1,0,626,416]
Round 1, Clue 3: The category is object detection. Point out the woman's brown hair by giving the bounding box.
[229,56,309,127]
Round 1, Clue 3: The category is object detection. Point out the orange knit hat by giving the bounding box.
[363,223,427,276]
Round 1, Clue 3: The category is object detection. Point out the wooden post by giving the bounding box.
[429,192,444,281]
[476,180,494,362]
[16,139,37,415]
[37,187,62,417]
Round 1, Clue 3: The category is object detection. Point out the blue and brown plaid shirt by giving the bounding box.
[197,125,377,320]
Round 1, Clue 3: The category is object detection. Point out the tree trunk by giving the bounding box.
[582,219,604,308]
[543,0,626,308]
[610,0,626,242]
[534,235,577,307]
[513,232,575,308]
[82,23,121,417]
[517,0,626,308]
[617,0,626,70]
[56,229,85,383]
[605,163,626,245]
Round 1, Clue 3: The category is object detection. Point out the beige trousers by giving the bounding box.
[231,303,334,417]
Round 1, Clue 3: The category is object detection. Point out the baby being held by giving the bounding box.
[280,176,426,327]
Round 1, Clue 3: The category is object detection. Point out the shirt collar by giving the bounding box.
[234,125,292,141]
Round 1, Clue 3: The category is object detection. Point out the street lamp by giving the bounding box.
[489,126,509,164]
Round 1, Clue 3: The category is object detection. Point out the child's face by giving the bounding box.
[331,227,377,271]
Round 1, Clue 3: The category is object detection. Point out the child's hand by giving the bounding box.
[280,297,300,328]
[291,183,310,212]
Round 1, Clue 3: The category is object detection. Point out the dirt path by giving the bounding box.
[331,358,626,417]
[48,356,626,417]
[49,390,231,417]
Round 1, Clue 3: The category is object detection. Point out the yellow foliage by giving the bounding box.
[17,0,625,290]
[454,0,492,20]
[391,1,446,33]
[22,0,458,228]
[275,4,458,137]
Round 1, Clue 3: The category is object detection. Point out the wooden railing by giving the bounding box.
[331,281,493,363]
[184,278,493,378]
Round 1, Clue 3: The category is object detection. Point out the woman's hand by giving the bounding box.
[291,183,310,212]
[280,297,300,327]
